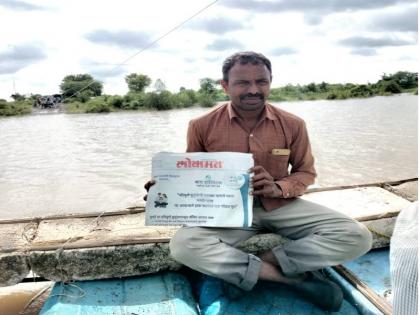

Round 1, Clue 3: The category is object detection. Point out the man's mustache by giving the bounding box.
[240,93,264,100]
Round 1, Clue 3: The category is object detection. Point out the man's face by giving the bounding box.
[221,62,271,112]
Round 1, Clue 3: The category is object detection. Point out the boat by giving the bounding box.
[0,178,416,314]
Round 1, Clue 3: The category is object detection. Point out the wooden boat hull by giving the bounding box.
[0,181,415,287]
[39,249,392,314]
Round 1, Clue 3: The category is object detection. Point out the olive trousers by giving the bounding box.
[169,198,372,291]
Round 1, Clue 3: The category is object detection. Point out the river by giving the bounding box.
[0,94,417,219]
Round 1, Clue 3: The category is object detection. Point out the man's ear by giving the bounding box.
[220,79,228,93]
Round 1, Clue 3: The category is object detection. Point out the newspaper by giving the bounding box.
[145,152,254,227]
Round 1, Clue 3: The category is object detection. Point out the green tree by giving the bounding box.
[383,81,402,94]
[349,85,374,98]
[319,82,328,92]
[175,89,197,108]
[383,71,417,89]
[305,83,317,93]
[11,93,26,101]
[85,97,111,113]
[125,73,151,93]
[108,95,124,108]
[198,78,218,107]
[144,91,174,110]
[0,99,32,116]
[199,78,218,94]
[60,74,103,99]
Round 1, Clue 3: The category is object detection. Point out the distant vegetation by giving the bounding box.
[0,93,37,116]
[269,71,418,102]
[1,71,417,116]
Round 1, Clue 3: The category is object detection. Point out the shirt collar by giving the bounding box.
[227,102,277,121]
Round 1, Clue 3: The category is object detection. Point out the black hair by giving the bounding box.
[222,51,272,82]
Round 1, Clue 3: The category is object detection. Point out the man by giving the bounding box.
[147,51,372,311]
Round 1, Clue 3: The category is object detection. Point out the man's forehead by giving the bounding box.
[229,63,271,77]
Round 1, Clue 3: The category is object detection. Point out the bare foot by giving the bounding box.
[259,261,307,285]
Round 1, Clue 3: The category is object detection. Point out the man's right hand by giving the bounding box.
[143,180,156,201]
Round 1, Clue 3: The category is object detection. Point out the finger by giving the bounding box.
[251,172,273,182]
[144,180,156,191]
[249,165,266,174]
[252,178,273,188]
[253,187,275,196]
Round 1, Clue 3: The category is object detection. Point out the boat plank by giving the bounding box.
[29,213,177,251]
[0,187,411,254]
[302,187,411,218]
[0,222,35,252]
[0,185,413,286]
[383,180,418,202]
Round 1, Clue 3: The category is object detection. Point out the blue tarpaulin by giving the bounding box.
[194,274,360,315]
[40,250,391,315]
[40,272,198,315]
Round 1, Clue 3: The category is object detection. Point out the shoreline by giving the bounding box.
[1,91,417,118]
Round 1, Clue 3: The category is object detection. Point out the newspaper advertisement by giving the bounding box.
[145,152,254,227]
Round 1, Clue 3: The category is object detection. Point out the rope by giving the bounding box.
[65,0,219,101]
[366,225,392,240]
[50,281,86,300]
[55,211,106,282]
[49,1,219,296]
[19,283,53,315]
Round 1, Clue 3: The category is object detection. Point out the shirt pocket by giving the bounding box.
[263,152,290,180]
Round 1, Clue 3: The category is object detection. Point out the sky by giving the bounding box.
[0,0,418,100]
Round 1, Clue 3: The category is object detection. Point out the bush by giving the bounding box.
[349,85,374,98]
[198,93,217,107]
[120,93,145,109]
[65,90,93,103]
[108,95,124,108]
[383,81,402,94]
[0,100,32,116]
[326,90,348,100]
[174,90,197,108]
[85,98,111,113]
[381,71,417,89]
[326,92,337,100]
[144,91,174,110]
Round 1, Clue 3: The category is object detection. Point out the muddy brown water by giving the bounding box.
[0,94,417,220]
[0,282,52,315]
[0,94,417,312]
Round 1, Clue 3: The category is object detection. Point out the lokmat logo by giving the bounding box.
[176,158,223,168]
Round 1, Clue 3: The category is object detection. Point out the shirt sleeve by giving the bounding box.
[186,119,205,152]
[275,120,316,198]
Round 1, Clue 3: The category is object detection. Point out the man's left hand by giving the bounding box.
[249,165,283,198]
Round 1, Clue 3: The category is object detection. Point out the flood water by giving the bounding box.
[0,94,417,220]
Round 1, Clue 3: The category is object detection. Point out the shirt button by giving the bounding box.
[250,134,253,137]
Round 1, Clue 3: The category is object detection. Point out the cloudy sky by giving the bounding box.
[0,0,417,100]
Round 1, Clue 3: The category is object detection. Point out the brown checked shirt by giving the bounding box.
[186,102,316,211]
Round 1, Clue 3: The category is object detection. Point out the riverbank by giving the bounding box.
[269,86,417,102]
[1,70,417,116]
[1,88,416,117]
